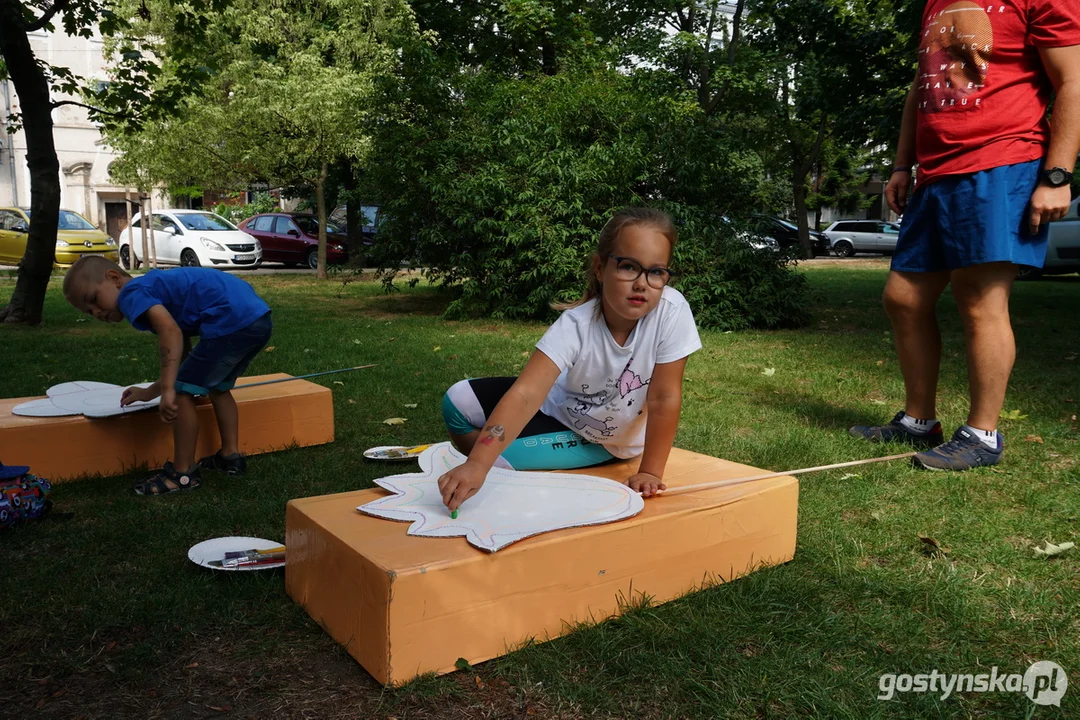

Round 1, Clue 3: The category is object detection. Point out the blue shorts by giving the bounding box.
[892,159,1050,273]
[175,312,273,396]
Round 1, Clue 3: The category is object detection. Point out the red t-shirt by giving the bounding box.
[915,0,1080,184]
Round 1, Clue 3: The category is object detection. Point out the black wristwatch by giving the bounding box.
[1041,167,1074,187]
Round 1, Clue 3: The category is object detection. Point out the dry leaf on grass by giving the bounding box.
[1033,541,1075,558]
[917,533,950,557]
[353,339,361,344]
[433,346,441,352]
[1024,435,1044,444]
[383,417,407,425]
[870,511,883,522]
[264,346,275,353]
[333,381,344,386]
[475,676,485,690]
[762,368,775,377]
[1000,409,1028,421]
[403,403,418,409]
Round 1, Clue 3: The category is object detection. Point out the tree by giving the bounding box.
[0,0,226,324]
[105,0,418,278]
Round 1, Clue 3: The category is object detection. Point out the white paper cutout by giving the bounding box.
[12,381,159,418]
[10,397,81,417]
[358,442,644,552]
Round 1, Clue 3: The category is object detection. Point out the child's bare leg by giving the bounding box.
[173,394,200,471]
[450,429,480,455]
[209,390,240,456]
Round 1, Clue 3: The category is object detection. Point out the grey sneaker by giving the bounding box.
[912,427,1003,471]
[850,411,944,449]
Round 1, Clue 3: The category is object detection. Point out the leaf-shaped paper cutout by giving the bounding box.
[358,442,644,552]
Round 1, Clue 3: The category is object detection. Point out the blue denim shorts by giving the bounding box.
[892,159,1050,273]
[175,313,273,396]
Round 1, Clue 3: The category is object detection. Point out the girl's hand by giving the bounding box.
[628,472,666,498]
[438,460,488,512]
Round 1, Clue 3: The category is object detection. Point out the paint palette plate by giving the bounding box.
[363,444,433,462]
[188,536,285,571]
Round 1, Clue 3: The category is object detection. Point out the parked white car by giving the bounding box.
[119,210,262,270]
[822,220,902,257]
[1020,196,1080,279]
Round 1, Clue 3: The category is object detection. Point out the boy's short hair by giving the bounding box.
[62,256,129,298]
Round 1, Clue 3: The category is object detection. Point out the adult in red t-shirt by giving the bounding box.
[850,0,1080,471]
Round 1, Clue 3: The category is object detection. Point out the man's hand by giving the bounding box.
[1028,184,1072,235]
[628,472,666,498]
[438,460,488,512]
[159,387,178,423]
[885,171,912,216]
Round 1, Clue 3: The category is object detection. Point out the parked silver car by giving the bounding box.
[1019,197,1080,279]
[822,220,902,257]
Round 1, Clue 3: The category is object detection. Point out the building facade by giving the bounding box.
[0,27,164,243]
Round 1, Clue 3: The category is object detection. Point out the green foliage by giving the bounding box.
[211,193,277,225]
[364,65,803,328]
[669,208,812,331]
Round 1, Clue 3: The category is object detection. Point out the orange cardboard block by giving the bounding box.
[0,374,333,482]
[285,448,798,685]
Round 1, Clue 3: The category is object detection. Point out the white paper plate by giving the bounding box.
[187,536,285,571]
[363,444,433,462]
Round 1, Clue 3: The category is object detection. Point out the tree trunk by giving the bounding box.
[541,34,557,76]
[341,160,363,264]
[0,0,59,325]
[315,162,328,280]
[792,180,814,259]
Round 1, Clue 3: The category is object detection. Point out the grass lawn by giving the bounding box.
[1,262,1078,719]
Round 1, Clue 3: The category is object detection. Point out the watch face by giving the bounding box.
[1049,168,1067,186]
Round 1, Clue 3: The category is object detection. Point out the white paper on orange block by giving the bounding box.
[357,442,644,552]
[43,382,159,418]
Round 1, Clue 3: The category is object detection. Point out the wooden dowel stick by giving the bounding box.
[233,364,377,390]
[659,451,916,497]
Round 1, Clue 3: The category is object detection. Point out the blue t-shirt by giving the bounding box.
[116,268,270,339]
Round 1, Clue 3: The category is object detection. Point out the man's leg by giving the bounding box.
[949,262,1018,431]
[883,269,952,420]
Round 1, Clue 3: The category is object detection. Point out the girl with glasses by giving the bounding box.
[439,207,701,512]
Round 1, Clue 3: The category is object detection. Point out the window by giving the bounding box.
[881,223,900,234]
[0,210,19,231]
[853,222,880,234]
[274,216,299,235]
[151,215,182,234]
[294,216,344,235]
[252,215,274,232]
[174,212,235,231]
[57,211,96,231]
[833,222,857,231]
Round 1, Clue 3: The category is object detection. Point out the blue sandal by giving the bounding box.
[133,462,201,495]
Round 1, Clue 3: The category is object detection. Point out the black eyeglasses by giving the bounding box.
[607,254,674,289]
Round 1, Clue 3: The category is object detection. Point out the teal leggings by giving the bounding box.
[442,377,615,471]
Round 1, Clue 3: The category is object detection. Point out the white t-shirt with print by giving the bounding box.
[535,286,702,459]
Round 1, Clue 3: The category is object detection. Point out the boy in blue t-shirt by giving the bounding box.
[63,256,273,495]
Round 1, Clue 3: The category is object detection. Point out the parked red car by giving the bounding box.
[239,213,348,268]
